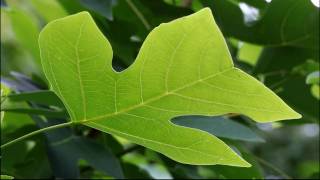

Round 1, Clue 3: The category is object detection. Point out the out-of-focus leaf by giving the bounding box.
[30,0,68,22]
[20,113,124,179]
[1,83,11,122]
[1,76,38,92]
[1,125,52,179]
[306,71,320,85]
[47,135,124,178]
[253,47,319,123]
[310,172,320,179]
[1,112,34,134]
[173,116,265,142]
[3,8,41,71]
[0,175,14,179]
[0,0,6,7]
[254,48,318,75]
[9,72,43,91]
[237,42,263,66]
[311,84,320,100]
[114,0,193,36]
[279,76,319,123]
[7,90,64,107]
[205,151,263,179]
[170,164,202,179]
[1,107,67,118]
[121,162,152,179]
[78,0,114,20]
[202,0,319,49]
[298,161,319,179]
[0,82,36,133]
[100,133,124,155]
[157,151,202,179]
[111,0,193,66]
[292,59,320,77]
[56,0,85,15]
[122,151,171,179]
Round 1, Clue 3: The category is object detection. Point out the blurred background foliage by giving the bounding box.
[0,0,319,179]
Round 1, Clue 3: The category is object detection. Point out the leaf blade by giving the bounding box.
[39,8,300,166]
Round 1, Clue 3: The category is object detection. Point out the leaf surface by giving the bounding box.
[39,8,300,166]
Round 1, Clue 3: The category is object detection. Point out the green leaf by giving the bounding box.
[202,0,319,49]
[0,175,14,180]
[39,8,300,166]
[3,8,41,70]
[1,107,67,118]
[253,47,319,123]
[1,83,11,123]
[173,116,265,142]
[78,0,114,20]
[29,0,68,22]
[7,90,64,107]
[121,162,152,179]
[311,84,320,100]
[206,151,264,179]
[48,136,124,178]
[1,125,51,179]
[306,71,320,85]
[237,42,263,66]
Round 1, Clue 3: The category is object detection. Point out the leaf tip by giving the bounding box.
[291,111,302,119]
[281,105,302,121]
[241,160,252,168]
[230,155,252,168]
[200,7,212,14]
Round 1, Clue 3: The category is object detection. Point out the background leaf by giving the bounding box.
[173,116,265,142]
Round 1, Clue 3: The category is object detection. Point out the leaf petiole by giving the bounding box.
[0,121,74,150]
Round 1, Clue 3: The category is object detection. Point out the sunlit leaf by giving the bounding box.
[39,8,300,166]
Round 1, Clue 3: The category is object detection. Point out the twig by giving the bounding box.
[125,0,151,30]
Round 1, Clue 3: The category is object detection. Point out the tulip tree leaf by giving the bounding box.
[39,8,300,166]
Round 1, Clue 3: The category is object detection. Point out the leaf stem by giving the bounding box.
[1,121,74,150]
[125,0,151,30]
